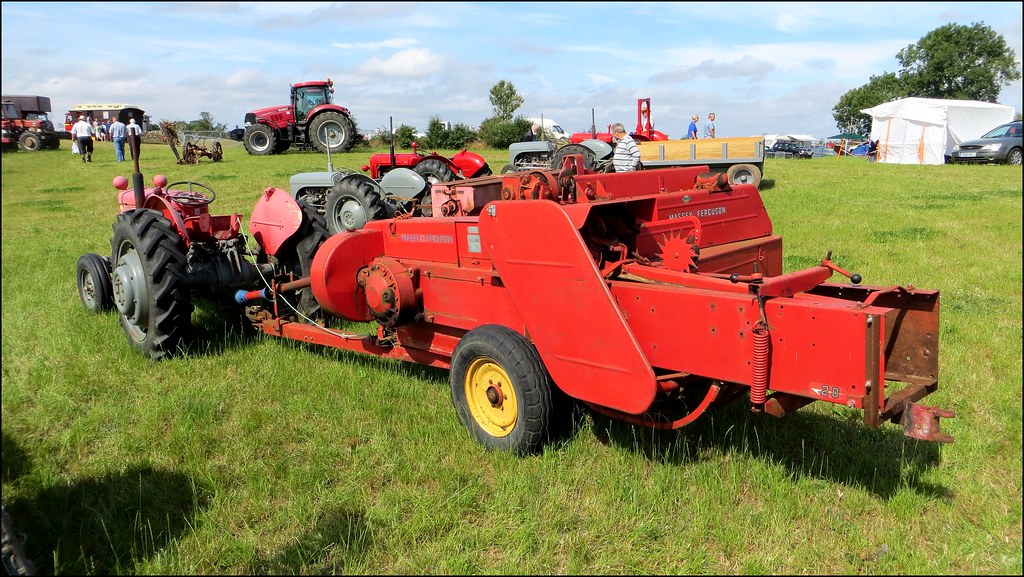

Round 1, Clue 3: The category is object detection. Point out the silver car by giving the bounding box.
[949,120,1022,165]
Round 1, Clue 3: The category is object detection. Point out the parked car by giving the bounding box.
[770,141,813,159]
[948,120,1022,165]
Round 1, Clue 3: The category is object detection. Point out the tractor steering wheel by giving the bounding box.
[165,181,217,207]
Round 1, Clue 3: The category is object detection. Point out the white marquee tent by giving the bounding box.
[860,97,1015,165]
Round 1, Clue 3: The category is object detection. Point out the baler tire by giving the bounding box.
[501,164,517,174]
[309,112,356,154]
[77,253,114,313]
[243,124,276,156]
[110,209,194,360]
[324,178,387,235]
[726,163,762,187]
[450,325,554,455]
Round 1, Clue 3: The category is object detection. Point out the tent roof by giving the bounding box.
[860,97,1014,125]
[827,132,866,140]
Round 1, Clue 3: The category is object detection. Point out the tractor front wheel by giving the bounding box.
[18,132,41,152]
[110,209,193,360]
[77,253,113,313]
[309,112,356,154]
[243,124,276,156]
[450,324,554,454]
[324,178,387,235]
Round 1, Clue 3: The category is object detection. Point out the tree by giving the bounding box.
[897,22,1021,102]
[833,21,1020,133]
[488,80,524,122]
[185,112,226,133]
[832,72,906,135]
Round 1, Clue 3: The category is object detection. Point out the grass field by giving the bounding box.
[2,140,1021,575]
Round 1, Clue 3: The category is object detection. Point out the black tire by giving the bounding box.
[271,198,329,320]
[324,178,387,235]
[309,111,356,154]
[1007,147,1022,166]
[110,209,193,360]
[77,253,113,313]
[412,159,456,217]
[474,165,493,177]
[450,324,555,455]
[501,163,517,174]
[272,139,291,154]
[212,141,223,161]
[551,144,596,171]
[726,163,762,187]
[18,132,41,152]
[243,124,276,156]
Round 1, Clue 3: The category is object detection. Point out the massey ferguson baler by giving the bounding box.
[77,158,954,454]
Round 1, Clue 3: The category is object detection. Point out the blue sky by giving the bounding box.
[2,2,1021,140]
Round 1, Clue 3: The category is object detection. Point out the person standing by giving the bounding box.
[611,122,640,172]
[109,116,127,162]
[703,112,716,138]
[126,117,143,160]
[523,123,539,142]
[686,114,699,139]
[70,114,94,162]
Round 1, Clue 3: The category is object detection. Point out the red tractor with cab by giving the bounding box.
[242,78,357,156]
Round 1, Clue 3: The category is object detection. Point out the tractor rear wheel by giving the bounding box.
[110,209,194,360]
[243,124,276,156]
[551,144,596,171]
[726,163,762,187]
[412,159,456,217]
[269,198,329,321]
[309,112,356,154]
[450,324,554,455]
[18,132,41,152]
[77,253,114,313]
[324,178,387,235]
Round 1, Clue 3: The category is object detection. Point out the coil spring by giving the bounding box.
[750,323,770,406]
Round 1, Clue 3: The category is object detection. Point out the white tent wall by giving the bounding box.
[861,98,1015,165]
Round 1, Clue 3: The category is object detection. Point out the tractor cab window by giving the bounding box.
[2,103,16,119]
[294,87,328,123]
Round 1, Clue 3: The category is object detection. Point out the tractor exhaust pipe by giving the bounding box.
[130,121,144,209]
[389,116,396,170]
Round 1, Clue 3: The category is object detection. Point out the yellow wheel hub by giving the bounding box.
[465,357,518,437]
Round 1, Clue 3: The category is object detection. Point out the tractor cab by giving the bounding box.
[292,79,334,123]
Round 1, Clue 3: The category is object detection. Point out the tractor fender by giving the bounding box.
[378,168,427,202]
[451,149,491,178]
[308,103,352,119]
[248,187,304,257]
[309,228,386,322]
[579,139,614,160]
[138,195,191,245]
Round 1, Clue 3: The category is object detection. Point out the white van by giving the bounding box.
[526,117,570,142]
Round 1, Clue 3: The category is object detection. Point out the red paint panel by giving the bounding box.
[478,200,657,415]
[248,187,303,257]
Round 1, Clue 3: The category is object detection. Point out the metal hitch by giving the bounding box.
[901,402,955,443]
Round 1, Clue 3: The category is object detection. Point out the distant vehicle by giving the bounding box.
[65,103,149,131]
[2,94,61,151]
[227,126,245,141]
[525,117,570,142]
[948,120,1022,165]
[770,141,813,159]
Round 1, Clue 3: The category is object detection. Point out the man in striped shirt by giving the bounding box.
[611,123,640,172]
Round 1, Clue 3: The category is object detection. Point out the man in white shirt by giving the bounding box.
[70,115,94,162]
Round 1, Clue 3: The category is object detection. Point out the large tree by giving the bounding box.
[488,80,524,122]
[833,22,1020,132]
[897,22,1021,101]
[832,72,906,135]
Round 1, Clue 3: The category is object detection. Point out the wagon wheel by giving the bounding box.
[165,181,217,206]
[212,141,223,162]
[110,209,194,360]
[450,324,555,454]
[77,253,114,313]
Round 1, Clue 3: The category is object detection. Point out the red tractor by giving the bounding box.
[77,158,954,455]
[241,78,357,155]
[362,142,492,186]
[569,97,670,144]
[2,95,61,152]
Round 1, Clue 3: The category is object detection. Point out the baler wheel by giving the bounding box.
[450,325,554,455]
[726,163,762,187]
[110,209,194,360]
[76,253,114,313]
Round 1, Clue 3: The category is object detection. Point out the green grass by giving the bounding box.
[2,142,1021,575]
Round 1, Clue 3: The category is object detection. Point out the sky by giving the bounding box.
[2,2,1021,141]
